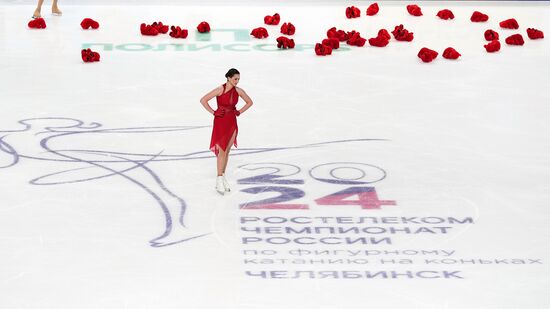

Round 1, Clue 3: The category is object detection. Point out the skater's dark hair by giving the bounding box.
[225,68,240,78]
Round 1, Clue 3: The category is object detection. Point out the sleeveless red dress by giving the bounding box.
[210,84,239,156]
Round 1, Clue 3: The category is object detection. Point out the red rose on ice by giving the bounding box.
[505,33,524,45]
[315,43,333,56]
[140,23,159,36]
[153,22,169,34]
[81,18,99,29]
[346,31,366,47]
[169,26,188,38]
[442,47,461,59]
[368,36,389,47]
[471,11,489,22]
[28,17,46,29]
[346,6,361,18]
[280,22,296,35]
[250,27,269,39]
[500,18,519,29]
[197,21,210,33]
[322,37,340,49]
[417,47,438,62]
[527,28,544,40]
[264,13,281,25]
[140,21,168,35]
[484,40,501,52]
[368,29,390,47]
[141,22,168,34]
[484,29,499,41]
[327,27,349,41]
[391,24,414,41]
[276,36,295,49]
[436,9,454,20]
[273,14,281,24]
[366,3,379,16]
[378,29,391,40]
[81,49,88,61]
[81,48,100,62]
[407,4,422,16]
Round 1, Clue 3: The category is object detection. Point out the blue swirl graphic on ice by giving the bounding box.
[0,117,386,247]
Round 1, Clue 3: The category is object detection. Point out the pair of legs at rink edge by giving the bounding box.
[33,0,62,19]
[215,130,237,194]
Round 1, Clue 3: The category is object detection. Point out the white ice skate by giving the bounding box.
[216,176,226,195]
[222,174,231,192]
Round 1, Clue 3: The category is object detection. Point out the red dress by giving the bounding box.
[210,84,239,156]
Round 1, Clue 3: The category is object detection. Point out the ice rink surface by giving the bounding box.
[1,1,550,308]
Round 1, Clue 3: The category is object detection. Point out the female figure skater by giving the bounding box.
[33,0,62,19]
[200,68,253,194]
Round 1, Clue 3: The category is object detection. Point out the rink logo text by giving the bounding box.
[82,28,352,52]
[236,162,395,210]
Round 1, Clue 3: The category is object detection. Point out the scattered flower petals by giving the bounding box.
[264,13,281,25]
[484,40,501,52]
[140,23,158,35]
[346,30,367,47]
[250,27,269,39]
[505,33,524,45]
[81,18,99,29]
[442,47,461,59]
[471,11,489,22]
[346,6,361,18]
[366,3,379,16]
[484,29,499,41]
[527,28,544,39]
[81,48,100,62]
[170,26,188,38]
[436,9,454,20]
[391,24,414,41]
[315,43,333,56]
[500,18,519,29]
[276,36,295,49]
[368,29,390,47]
[280,22,296,35]
[407,4,423,16]
[327,27,349,41]
[322,37,340,49]
[418,47,438,62]
[197,21,210,33]
[28,18,46,29]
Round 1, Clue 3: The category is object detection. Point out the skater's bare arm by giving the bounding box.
[200,86,223,115]
[236,88,253,115]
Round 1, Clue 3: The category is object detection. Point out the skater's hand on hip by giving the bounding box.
[214,109,225,117]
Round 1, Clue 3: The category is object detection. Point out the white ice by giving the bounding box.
[1,1,550,309]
